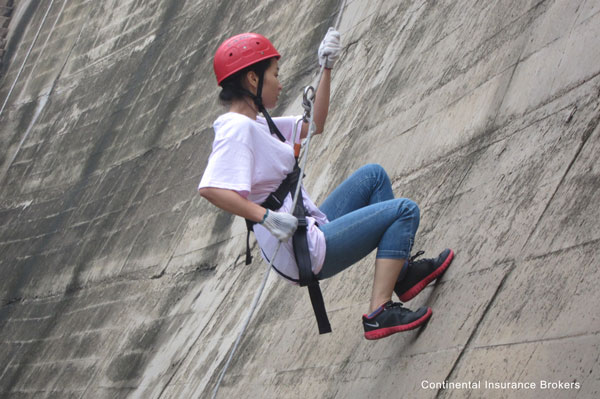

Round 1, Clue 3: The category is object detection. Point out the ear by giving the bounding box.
[244,70,259,93]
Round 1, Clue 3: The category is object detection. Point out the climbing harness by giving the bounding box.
[243,85,330,335]
[211,1,347,397]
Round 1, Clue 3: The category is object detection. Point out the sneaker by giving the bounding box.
[394,249,455,302]
[362,301,432,340]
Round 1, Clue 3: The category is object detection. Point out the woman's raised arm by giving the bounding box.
[301,28,341,138]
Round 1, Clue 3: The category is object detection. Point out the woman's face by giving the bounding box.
[260,58,282,109]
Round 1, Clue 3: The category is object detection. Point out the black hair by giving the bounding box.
[218,58,274,105]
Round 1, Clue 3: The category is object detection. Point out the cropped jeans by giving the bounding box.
[316,164,420,280]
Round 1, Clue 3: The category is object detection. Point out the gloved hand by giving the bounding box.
[318,27,342,69]
[260,209,298,241]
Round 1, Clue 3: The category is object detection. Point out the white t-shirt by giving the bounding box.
[198,112,329,282]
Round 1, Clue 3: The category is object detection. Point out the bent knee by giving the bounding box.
[358,163,389,183]
[361,163,386,175]
[398,198,420,219]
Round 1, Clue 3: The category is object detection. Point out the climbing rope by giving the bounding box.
[211,1,347,397]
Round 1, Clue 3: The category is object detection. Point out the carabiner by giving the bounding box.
[302,85,315,123]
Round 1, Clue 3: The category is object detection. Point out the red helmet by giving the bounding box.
[213,33,280,85]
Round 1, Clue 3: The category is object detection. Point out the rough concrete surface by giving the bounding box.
[0,0,599,398]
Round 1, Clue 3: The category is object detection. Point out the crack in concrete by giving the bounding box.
[523,236,600,261]
[432,96,600,398]
[0,264,180,306]
[152,195,202,278]
[472,330,600,350]
[575,342,600,398]
[226,346,459,378]
[432,77,600,399]
[435,262,515,398]
[395,69,600,185]
[169,234,245,259]
[520,101,600,251]
[427,152,476,233]
[155,259,254,399]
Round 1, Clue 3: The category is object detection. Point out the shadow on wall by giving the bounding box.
[0,0,229,394]
[0,0,38,80]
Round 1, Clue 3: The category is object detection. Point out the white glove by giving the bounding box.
[260,209,298,242]
[318,27,342,69]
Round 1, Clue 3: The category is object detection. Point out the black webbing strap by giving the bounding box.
[244,220,255,265]
[260,105,286,143]
[264,166,299,210]
[246,71,287,143]
[308,283,330,334]
[245,166,300,265]
[292,206,331,334]
[289,166,331,334]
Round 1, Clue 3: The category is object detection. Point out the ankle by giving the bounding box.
[369,299,390,313]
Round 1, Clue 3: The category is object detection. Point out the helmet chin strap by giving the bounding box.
[244,71,286,143]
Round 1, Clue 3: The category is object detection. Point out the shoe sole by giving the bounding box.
[399,249,454,302]
[364,308,433,340]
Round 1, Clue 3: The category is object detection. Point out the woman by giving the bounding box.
[199,30,454,340]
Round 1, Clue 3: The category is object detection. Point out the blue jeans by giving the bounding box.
[316,164,420,280]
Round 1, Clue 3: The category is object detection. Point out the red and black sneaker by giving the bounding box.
[394,249,454,302]
[362,301,432,340]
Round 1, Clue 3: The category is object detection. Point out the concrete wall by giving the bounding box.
[0,0,15,69]
[0,0,598,398]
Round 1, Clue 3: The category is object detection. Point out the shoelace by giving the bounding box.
[387,301,410,312]
[407,250,428,268]
[409,250,425,262]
